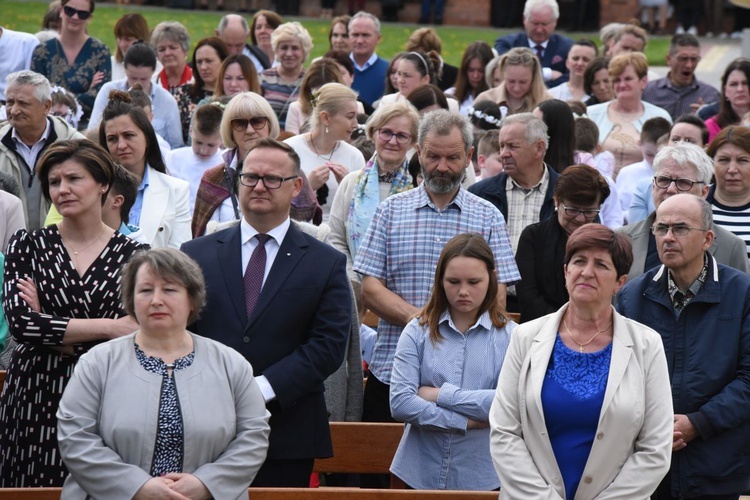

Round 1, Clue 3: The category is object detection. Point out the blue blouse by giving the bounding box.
[541,335,612,500]
[134,343,195,477]
[389,311,514,490]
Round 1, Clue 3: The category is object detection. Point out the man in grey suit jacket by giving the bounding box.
[618,143,748,281]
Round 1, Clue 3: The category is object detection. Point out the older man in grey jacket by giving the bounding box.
[0,70,83,230]
[618,142,748,281]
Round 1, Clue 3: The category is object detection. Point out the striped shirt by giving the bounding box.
[353,185,520,384]
[708,187,750,258]
[260,68,304,130]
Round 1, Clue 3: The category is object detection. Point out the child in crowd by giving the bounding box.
[476,130,503,180]
[102,164,147,244]
[389,233,515,490]
[166,102,225,211]
[50,86,83,130]
[575,117,615,179]
[614,116,671,216]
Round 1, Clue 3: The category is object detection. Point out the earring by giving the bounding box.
[325,126,329,134]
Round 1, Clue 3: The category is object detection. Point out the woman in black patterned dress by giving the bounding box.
[0,139,145,486]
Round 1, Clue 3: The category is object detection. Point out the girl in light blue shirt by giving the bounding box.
[389,233,516,490]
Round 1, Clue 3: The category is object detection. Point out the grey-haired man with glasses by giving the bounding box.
[616,193,750,499]
[618,143,747,281]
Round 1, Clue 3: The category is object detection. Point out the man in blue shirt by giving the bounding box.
[348,12,389,107]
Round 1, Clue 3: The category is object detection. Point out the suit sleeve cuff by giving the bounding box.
[542,67,552,81]
[255,375,276,403]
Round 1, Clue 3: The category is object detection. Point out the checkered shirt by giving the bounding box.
[353,185,520,384]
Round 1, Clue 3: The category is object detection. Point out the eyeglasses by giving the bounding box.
[377,128,412,145]
[231,117,269,132]
[62,5,91,20]
[653,175,704,192]
[239,173,298,189]
[651,223,707,237]
[561,205,600,219]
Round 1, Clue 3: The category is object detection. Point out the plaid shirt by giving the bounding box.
[505,167,550,253]
[642,75,720,121]
[353,185,520,384]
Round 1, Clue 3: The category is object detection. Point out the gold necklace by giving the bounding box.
[61,226,107,266]
[563,318,612,353]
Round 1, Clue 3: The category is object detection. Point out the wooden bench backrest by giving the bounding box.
[313,422,404,474]
[0,488,498,499]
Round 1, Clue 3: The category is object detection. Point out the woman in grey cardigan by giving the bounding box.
[57,248,271,500]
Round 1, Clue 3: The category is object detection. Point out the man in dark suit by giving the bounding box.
[181,138,351,487]
[493,0,573,88]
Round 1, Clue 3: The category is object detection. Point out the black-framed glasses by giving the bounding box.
[651,223,707,237]
[62,5,91,19]
[377,128,412,145]
[231,117,269,132]
[561,205,600,219]
[653,175,704,192]
[239,174,298,189]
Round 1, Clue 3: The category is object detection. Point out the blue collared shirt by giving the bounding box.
[353,185,520,384]
[129,166,150,228]
[389,311,514,490]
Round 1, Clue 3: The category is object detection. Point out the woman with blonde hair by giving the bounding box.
[191,92,319,237]
[286,58,345,135]
[260,22,313,129]
[587,52,672,176]
[284,82,366,217]
[475,47,552,115]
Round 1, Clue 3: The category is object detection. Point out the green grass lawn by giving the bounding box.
[3,0,672,67]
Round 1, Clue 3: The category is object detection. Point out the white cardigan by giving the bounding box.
[489,304,673,499]
[57,332,271,500]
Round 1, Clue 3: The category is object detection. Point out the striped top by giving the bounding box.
[260,68,305,130]
[708,186,750,258]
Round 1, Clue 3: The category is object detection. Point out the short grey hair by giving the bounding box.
[151,21,191,53]
[696,196,714,229]
[349,11,381,34]
[523,0,560,19]
[500,113,549,149]
[6,70,51,104]
[653,142,713,185]
[218,14,250,36]
[418,109,473,154]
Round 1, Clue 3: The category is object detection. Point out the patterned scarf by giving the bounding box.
[347,153,412,257]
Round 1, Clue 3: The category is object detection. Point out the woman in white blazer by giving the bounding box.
[99,90,191,249]
[489,224,673,499]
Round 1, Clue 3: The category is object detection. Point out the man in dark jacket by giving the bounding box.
[616,193,750,499]
[493,0,573,88]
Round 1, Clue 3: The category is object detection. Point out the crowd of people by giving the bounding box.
[1,0,750,497]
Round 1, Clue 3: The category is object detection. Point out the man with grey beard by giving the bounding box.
[353,109,519,426]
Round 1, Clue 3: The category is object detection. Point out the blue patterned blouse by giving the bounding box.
[541,335,612,500]
[31,37,111,116]
[134,343,195,477]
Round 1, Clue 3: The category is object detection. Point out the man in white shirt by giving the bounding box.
[0,27,39,102]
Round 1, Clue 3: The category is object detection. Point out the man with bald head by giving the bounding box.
[216,14,270,74]
[617,193,750,499]
[618,142,748,280]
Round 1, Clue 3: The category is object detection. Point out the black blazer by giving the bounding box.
[181,222,351,460]
[515,216,569,323]
[493,32,574,88]
[438,62,459,91]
